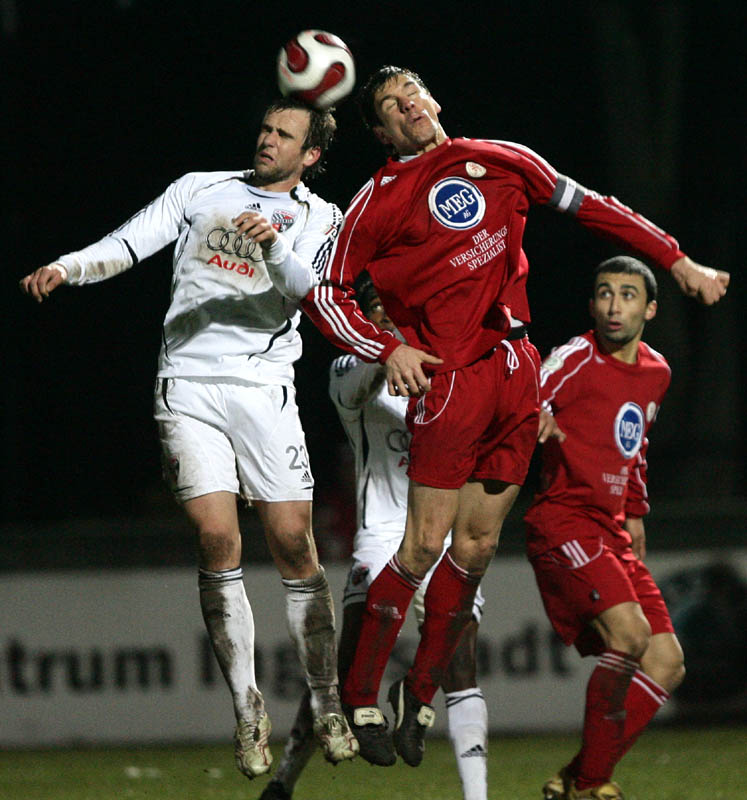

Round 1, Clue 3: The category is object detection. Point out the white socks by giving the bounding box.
[281,567,340,718]
[445,687,488,800]
[199,567,263,722]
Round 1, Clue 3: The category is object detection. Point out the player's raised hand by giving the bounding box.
[385,343,443,397]
[670,255,729,305]
[232,211,278,249]
[537,408,566,443]
[19,262,68,303]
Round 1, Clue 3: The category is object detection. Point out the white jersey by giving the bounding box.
[329,354,410,535]
[57,170,342,386]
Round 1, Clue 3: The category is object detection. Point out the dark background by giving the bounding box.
[2,0,744,567]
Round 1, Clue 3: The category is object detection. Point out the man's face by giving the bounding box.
[372,73,444,155]
[590,271,656,348]
[365,293,395,332]
[252,108,319,188]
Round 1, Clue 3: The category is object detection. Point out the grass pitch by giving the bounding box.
[1,725,741,800]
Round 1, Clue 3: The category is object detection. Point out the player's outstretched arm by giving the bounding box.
[670,255,730,305]
[19,263,68,303]
[385,343,443,397]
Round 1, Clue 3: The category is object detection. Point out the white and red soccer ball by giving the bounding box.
[277,30,355,111]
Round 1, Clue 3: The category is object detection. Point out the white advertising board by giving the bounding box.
[1,550,744,746]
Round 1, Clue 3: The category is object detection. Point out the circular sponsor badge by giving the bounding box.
[614,401,645,459]
[428,177,486,230]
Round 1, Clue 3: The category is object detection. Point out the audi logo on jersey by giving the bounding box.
[614,402,645,459]
[206,226,263,261]
[387,429,411,453]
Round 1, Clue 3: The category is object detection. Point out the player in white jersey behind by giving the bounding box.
[259,273,488,800]
[19,97,357,777]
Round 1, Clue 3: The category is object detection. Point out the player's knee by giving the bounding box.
[419,538,445,566]
[451,530,498,572]
[472,534,499,565]
[609,616,651,659]
[269,524,317,573]
[197,527,240,569]
[401,535,443,574]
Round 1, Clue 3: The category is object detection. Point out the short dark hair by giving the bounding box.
[593,256,658,303]
[353,270,379,317]
[264,97,337,181]
[357,65,431,131]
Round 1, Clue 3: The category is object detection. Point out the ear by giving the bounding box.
[644,299,657,321]
[588,298,595,318]
[302,146,321,169]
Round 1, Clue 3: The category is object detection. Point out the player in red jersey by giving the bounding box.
[301,64,729,767]
[525,256,683,800]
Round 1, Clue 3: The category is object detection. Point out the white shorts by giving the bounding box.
[342,526,485,624]
[154,377,314,503]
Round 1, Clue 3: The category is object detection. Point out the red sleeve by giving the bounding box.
[301,179,400,364]
[625,438,650,518]
[492,142,686,270]
[573,189,685,270]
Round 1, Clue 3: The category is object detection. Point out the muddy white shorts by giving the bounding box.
[154,377,314,503]
[342,526,485,624]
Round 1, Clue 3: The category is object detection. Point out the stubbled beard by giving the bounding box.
[251,163,292,187]
[600,325,640,349]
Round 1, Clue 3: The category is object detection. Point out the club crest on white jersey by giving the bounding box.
[428,177,485,230]
[614,401,645,458]
[272,208,297,232]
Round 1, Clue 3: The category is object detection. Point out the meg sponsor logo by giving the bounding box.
[614,401,644,458]
[428,177,485,230]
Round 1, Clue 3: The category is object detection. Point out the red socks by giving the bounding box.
[568,663,669,787]
[341,555,421,707]
[574,650,638,789]
[407,552,481,705]
[618,669,669,760]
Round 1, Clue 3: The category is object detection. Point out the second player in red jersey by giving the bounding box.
[526,257,684,800]
[524,328,670,558]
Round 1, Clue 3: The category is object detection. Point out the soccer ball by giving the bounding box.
[277,30,355,111]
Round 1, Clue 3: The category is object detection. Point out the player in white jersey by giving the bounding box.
[19,97,358,777]
[260,274,488,800]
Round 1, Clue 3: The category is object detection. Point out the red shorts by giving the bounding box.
[530,536,674,656]
[406,336,540,489]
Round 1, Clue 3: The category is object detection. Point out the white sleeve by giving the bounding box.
[263,200,343,300]
[56,173,196,285]
[329,354,387,410]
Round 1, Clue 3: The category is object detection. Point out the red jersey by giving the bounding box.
[524,331,671,556]
[303,137,684,373]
